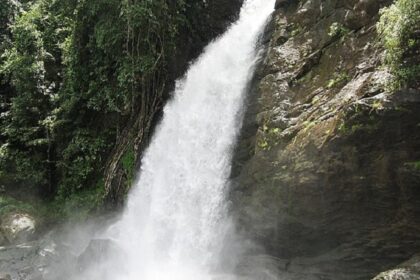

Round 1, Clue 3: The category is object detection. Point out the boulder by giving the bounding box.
[372,255,420,280]
[373,269,420,280]
[1,213,36,244]
[344,0,380,30]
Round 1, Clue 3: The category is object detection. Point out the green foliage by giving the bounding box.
[121,148,136,185]
[0,148,48,184]
[328,22,350,39]
[0,0,72,189]
[303,120,317,132]
[53,0,191,200]
[58,130,109,193]
[0,195,36,217]
[378,0,420,89]
[258,123,282,151]
[288,24,303,37]
[62,0,188,116]
[338,117,379,136]
[326,72,350,89]
[405,161,420,171]
[52,179,105,221]
[0,0,210,220]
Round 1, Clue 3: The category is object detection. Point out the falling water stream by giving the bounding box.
[79,0,275,279]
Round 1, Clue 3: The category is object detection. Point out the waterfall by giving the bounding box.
[78,0,275,279]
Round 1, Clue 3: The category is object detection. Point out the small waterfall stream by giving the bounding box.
[79,1,275,279]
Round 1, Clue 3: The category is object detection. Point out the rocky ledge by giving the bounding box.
[373,255,420,280]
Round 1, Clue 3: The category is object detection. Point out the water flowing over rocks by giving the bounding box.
[0,224,114,280]
[231,0,420,279]
[1,0,419,279]
[88,1,277,279]
[0,237,61,280]
[0,0,251,278]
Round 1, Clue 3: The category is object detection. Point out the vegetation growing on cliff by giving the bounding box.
[378,0,420,89]
[0,0,215,220]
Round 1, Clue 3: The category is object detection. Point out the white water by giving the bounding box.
[80,1,275,279]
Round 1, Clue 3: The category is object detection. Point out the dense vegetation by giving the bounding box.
[378,0,420,89]
[0,0,218,219]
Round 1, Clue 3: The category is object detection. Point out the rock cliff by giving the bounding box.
[232,0,420,279]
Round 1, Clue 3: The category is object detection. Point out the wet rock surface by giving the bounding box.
[0,231,102,280]
[0,239,59,280]
[0,214,122,280]
[372,255,420,280]
[0,213,36,246]
[232,0,420,279]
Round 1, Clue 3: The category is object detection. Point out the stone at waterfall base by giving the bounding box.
[0,274,11,280]
[372,255,420,280]
[0,213,37,245]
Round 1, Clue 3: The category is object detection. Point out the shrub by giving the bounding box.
[328,22,350,39]
[377,0,420,89]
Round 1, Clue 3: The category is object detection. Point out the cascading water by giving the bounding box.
[79,0,275,279]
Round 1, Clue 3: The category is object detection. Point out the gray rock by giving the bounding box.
[372,255,420,280]
[275,0,292,9]
[0,230,79,280]
[373,269,420,280]
[1,213,36,244]
[0,274,11,280]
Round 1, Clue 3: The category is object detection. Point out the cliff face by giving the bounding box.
[232,0,420,279]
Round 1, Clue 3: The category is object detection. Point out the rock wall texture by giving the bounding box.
[372,254,420,280]
[231,0,420,279]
